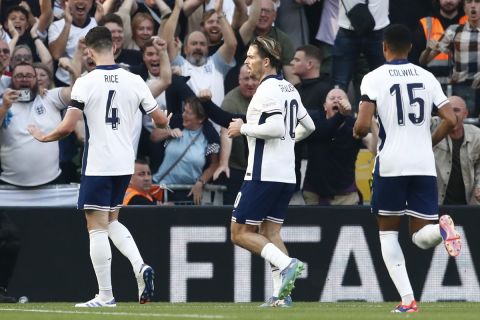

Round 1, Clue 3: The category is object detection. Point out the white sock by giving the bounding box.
[412,224,442,249]
[89,229,113,301]
[379,231,414,304]
[270,265,282,297]
[108,220,144,275]
[260,243,291,271]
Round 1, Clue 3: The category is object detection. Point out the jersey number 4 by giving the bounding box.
[390,83,425,125]
[105,90,120,130]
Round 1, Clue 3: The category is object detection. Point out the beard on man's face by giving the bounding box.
[186,53,207,66]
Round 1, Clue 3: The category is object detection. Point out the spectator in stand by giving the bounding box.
[291,44,333,193]
[10,45,35,69]
[0,210,20,303]
[199,0,261,92]
[421,0,480,116]
[432,96,480,205]
[303,88,377,205]
[7,17,53,72]
[0,40,11,76]
[33,62,54,90]
[313,0,338,76]
[414,0,466,88]
[332,0,388,91]
[252,0,297,83]
[292,45,333,118]
[132,0,173,34]
[48,0,97,86]
[123,159,164,205]
[275,0,310,49]
[214,65,259,204]
[164,0,237,110]
[2,1,53,62]
[98,13,143,69]
[0,62,73,186]
[116,0,171,51]
[152,97,220,205]
[0,41,12,102]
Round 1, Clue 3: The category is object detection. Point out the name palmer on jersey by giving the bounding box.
[243,76,308,184]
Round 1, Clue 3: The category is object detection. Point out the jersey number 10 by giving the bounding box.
[105,90,120,130]
[283,99,298,139]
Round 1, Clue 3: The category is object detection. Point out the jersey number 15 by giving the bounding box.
[390,83,425,125]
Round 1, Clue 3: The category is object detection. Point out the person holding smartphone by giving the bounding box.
[0,62,72,187]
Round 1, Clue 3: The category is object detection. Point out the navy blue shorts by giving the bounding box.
[371,174,438,220]
[232,180,295,225]
[78,175,131,212]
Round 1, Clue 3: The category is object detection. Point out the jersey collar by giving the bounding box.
[386,59,409,65]
[260,74,283,84]
[95,65,121,70]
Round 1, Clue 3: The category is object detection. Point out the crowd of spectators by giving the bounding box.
[0,0,479,206]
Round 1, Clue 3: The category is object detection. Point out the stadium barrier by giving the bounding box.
[3,206,479,302]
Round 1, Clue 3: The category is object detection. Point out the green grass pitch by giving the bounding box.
[0,302,479,320]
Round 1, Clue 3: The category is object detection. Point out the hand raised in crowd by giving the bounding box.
[64,0,73,24]
[215,0,224,13]
[95,0,105,23]
[1,89,19,108]
[7,19,19,39]
[152,37,167,52]
[197,89,213,101]
[30,17,39,38]
[228,118,244,138]
[426,39,439,52]
[338,97,352,116]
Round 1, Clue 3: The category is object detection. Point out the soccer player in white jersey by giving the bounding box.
[227,36,315,306]
[28,26,170,307]
[353,24,461,313]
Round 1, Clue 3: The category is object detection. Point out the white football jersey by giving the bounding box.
[361,60,449,177]
[70,65,158,176]
[244,75,309,183]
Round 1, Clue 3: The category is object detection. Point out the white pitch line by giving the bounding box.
[0,308,228,319]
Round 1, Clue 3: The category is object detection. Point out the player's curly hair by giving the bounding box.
[250,36,282,72]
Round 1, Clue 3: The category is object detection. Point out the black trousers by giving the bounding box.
[0,212,20,289]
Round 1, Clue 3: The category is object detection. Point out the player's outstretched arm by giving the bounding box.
[295,113,315,142]
[150,108,171,129]
[353,101,375,139]
[28,108,83,142]
[235,113,284,139]
[432,102,456,146]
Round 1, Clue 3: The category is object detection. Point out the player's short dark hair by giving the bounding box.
[98,13,124,29]
[383,24,412,54]
[85,26,113,52]
[250,36,282,72]
[296,45,323,65]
